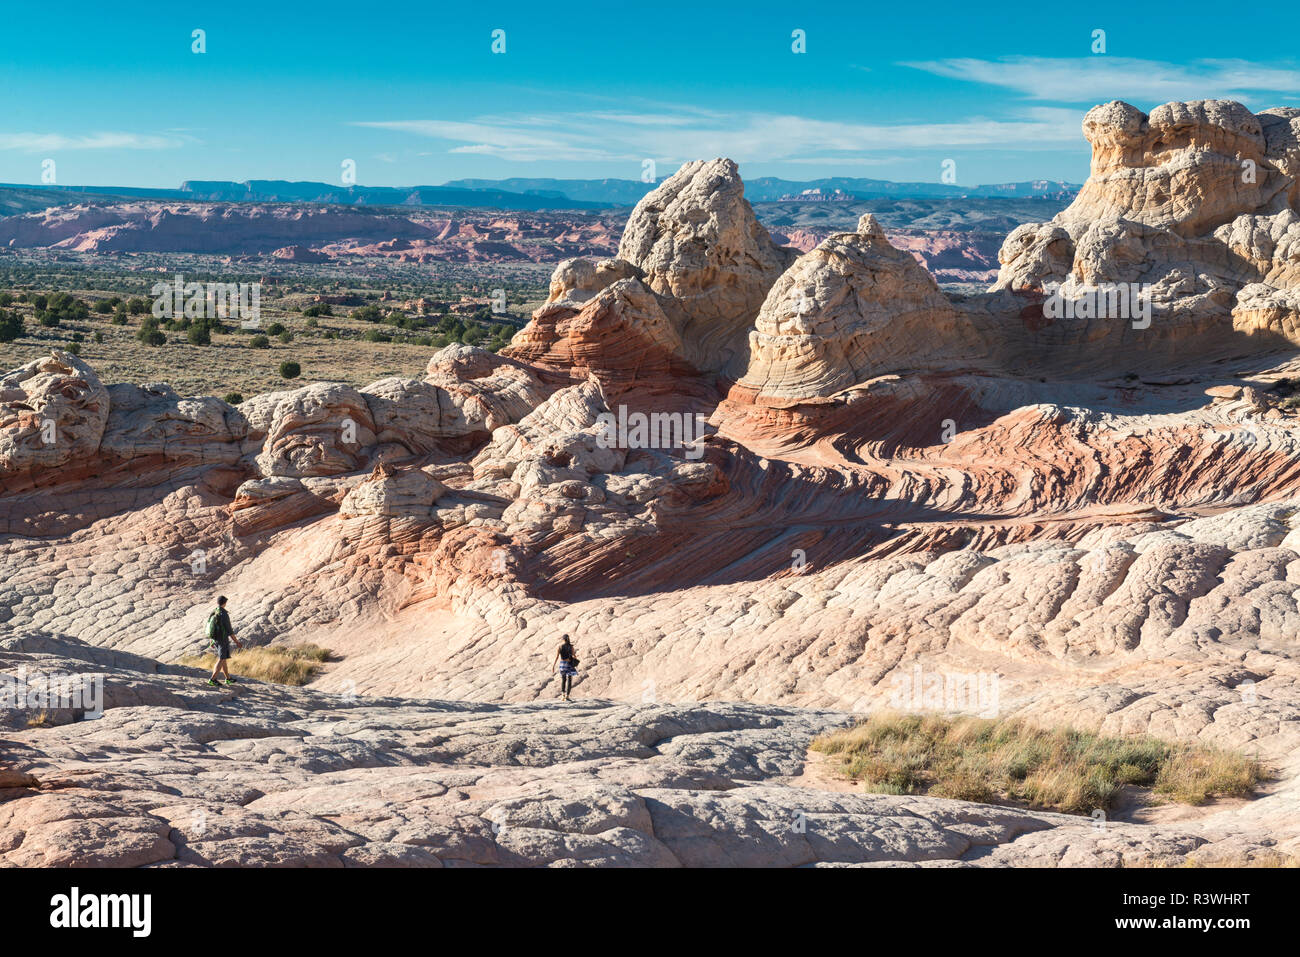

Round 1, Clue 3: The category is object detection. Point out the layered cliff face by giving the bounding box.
[720,99,1300,413]
[994,100,1300,358]
[0,202,624,262]
[9,101,1300,867]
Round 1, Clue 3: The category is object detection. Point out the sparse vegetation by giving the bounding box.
[1125,850,1300,868]
[136,317,166,347]
[36,291,89,326]
[0,259,541,398]
[180,643,333,686]
[0,310,23,343]
[811,713,1265,815]
[224,392,244,405]
[249,334,270,349]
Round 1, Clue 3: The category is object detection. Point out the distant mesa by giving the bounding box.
[271,244,329,263]
[775,187,856,202]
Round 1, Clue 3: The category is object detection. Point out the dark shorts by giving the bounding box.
[214,639,232,661]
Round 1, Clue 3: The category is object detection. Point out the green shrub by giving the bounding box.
[137,317,166,346]
[40,292,89,324]
[266,322,286,336]
[224,392,244,405]
[0,310,25,342]
[187,324,211,346]
[249,334,270,349]
[279,360,301,379]
[277,331,293,343]
[363,329,391,343]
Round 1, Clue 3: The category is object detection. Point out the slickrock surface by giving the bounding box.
[6,99,1300,867]
[4,636,1287,868]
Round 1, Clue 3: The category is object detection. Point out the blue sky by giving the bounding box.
[1,0,1297,189]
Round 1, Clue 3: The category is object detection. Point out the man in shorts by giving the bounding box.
[206,595,244,687]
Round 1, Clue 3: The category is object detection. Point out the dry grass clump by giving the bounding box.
[811,712,1264,815]
[180,643,333,686]
[1125,851,1300,868]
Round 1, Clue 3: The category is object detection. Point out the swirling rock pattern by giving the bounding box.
[7,102,1300,867]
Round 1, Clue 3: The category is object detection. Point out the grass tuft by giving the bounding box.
[179,643,334,686]
[811,712,1265,815]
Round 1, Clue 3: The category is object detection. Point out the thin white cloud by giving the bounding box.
[0,131,188,152]
[354,107,1084,165]
[905,57,1300,106]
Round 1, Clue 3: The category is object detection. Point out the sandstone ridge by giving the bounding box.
[7,99,1300,867]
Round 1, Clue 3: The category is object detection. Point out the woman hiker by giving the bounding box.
[552,634,579,701]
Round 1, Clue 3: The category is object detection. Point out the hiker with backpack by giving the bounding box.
[204,596,243,687]
[552,634,579,701]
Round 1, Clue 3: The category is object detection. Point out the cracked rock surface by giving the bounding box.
[5,636,1279,868]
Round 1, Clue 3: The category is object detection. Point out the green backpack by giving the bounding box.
[203,609,223,646]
